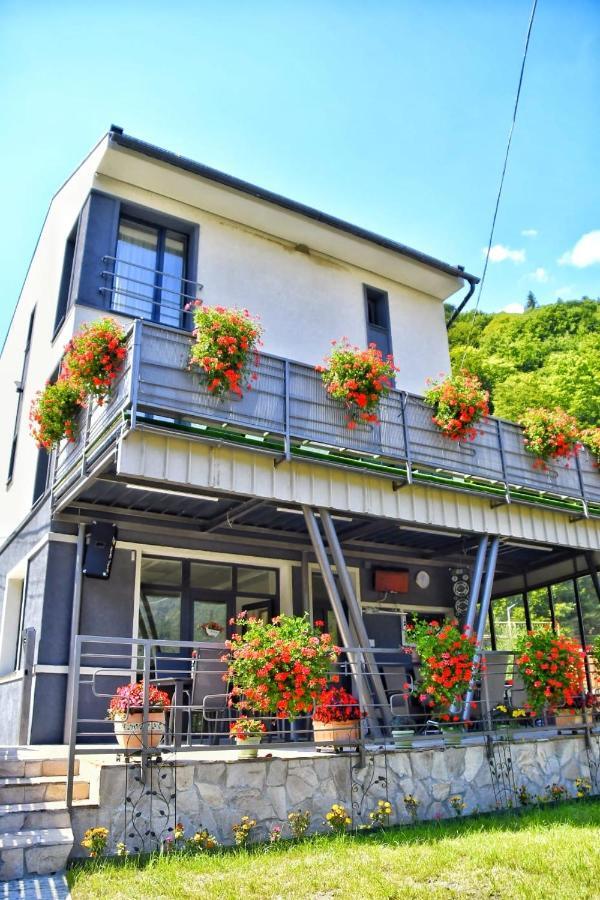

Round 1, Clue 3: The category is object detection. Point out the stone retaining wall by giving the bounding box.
[70,735,598,856]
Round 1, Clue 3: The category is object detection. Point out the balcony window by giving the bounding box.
[112,217,187,327]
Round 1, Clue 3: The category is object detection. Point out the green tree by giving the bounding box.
[525,291,537,310]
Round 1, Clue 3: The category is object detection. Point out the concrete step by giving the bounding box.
[0,800,71,833]
[0,756,79,778]
[0,827,73,880]
[0,775,89,804]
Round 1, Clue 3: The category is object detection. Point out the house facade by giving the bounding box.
[0,126,599,749]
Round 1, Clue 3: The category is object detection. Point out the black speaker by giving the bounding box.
[83,522,117,579]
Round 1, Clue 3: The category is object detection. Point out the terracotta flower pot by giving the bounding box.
[554,711,584,730]
[113,711,165,750]
[313,719,360,747]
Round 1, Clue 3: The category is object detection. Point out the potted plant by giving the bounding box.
[391,726,415,750]
[225,612,338,720]
[229,716,267,758]
[313,685,363,747]
[316,339,397,429]
[107,681,171,750]
[491,702,531,736]
[201,620,224,639]
[581,427,600,468]
[29,377,84,450]
[407,617,479,734]
[423,369,489,442]
[518,407,581,470]
[515,628,586,717]
[62,317,127,404]
[188,303,262,398]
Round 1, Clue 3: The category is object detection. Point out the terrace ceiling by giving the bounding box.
[55,471,594,589]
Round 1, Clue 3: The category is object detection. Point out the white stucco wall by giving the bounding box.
[94,171,454,388]
[0,137,463,543]
[0,139,108,543]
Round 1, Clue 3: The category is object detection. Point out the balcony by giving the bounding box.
[51,320,600,518]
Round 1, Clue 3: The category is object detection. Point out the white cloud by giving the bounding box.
[521,229,538,237]
[558,230,600,267]
[502,303,525,314]
[530,267,549,283]
[484,244,526,264]
[554,286,574,298]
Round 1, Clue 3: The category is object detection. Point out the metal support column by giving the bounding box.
[318,508,391,727]
[464,536,489,634]
[573,573,594,694]
[462,536,500,722]
[584,552,600,607]
[302,506,375,731]
[63,524,87,743]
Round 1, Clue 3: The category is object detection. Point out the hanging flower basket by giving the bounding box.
[424,370,489,442]
[188,303,262,398]
[316,339,397,429]
[29,377,84,450]
[580,427,600,468]
[62,318,127,404]
[515,628,585,715]
[518,407,581,470]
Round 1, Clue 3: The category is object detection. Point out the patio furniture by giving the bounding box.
[379,663,414,722]
[183,645,230,745]
[480,651,512,715]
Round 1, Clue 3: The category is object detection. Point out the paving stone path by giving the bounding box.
[0,873,70,900]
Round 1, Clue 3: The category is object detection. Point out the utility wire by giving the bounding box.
[460,0,539,365]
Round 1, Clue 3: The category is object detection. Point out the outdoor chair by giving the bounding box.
[380,663,414,722]
[179,646,231,746]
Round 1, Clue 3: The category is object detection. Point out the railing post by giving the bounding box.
[283,359,291,461]
[18,628,36,745]
[66,635,82,809]
[574,450,589,518]
[80,403,93,477]
[129,319,143,430]
[400,393,413,484]
[142,639,151,766]
[495,420,511,505]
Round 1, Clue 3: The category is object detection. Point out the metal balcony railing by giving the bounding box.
[99,255,203,328]
[65,633,600,806]
[51,320,600,517]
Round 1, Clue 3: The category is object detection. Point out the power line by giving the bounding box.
[460,0,539,363]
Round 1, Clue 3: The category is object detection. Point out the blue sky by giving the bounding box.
[0,0,598,344]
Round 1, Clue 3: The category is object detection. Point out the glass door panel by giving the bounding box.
[139,590,182,653]
[113,219,159,319]
[194,599,229,642]
[160,232,187,327]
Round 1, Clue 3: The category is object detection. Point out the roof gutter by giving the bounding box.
[446,276,478,329]
[107,127,479,286]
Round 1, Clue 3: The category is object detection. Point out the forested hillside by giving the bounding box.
[446,299,600,428]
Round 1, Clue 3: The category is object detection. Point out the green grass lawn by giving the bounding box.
[67,800,600,900]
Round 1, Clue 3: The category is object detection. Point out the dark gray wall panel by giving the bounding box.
[30,674,67,744]
[38,542,77,666]
[72,192,120,310]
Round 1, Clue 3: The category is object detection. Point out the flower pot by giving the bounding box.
[391,729,415,750]
[554,712,584,732]
[205,628,221,638]
[113,711,165,750]
[235,736,262,759]
[443,730,463,748]
[313,719,360,748]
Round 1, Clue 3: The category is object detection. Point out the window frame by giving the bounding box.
[363,284,393,360]
[138,556,280,647]
[7,307,36,486]
[112,213,191,329]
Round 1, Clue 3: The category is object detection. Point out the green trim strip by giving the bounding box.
[126,413,599,519]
